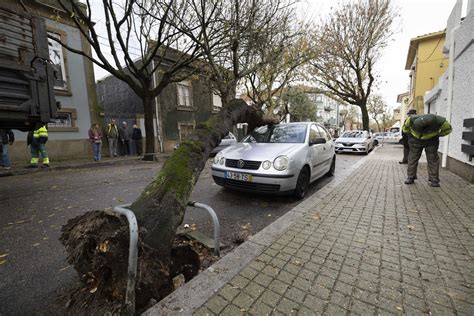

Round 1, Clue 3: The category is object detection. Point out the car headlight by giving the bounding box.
[214,154,221,164]
[262,160,271,170]
[219,157,225,165]
[273,156,289,171]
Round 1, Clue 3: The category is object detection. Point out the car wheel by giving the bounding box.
[293,167,310,200]
[374,139,379,146]
[326,155,336,177]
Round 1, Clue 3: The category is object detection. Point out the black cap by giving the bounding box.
[407,109,417,115]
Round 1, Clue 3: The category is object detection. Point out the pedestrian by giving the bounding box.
[399,109,417,164]
[106,119,119,157]
[28,125,50,168]
[0,128,14,170]
[88,123,103,161]
[119,121,130,156]
[132,124,142,156]
[402,113,452,187]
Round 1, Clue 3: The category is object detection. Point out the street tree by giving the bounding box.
[49,0,211,160]
[55,1,302,314]
[309,0,398,131]
[281,88,317,122]
[367,94,387,132]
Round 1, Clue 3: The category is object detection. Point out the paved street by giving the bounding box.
[0,150,363,314]
[152,145,474,315]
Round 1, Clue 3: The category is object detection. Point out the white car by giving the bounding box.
[210,132,237,157]
[334,130,375,154]
[374,132,402,145]
[211,122,336,199]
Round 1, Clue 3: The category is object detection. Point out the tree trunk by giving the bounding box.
[143,94,156,161]
[359,102,370,131]
[60,99,276,313]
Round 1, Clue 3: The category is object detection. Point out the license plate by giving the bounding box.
[225,171,253,182]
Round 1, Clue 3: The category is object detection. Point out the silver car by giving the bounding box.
[334,130,375,154]
[211,122,336,199]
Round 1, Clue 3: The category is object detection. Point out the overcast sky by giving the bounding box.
[302,0,457,110]
[92,0,458,110]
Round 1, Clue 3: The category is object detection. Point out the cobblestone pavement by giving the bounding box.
[193,146,474,315]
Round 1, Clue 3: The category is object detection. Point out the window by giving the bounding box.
[212,92,222,109]
[315,95,323,102]
[48,32,67,90]
[309,124,322,143]
[177,81,192,107]
[49,112,72,128]
[178,123,194,140]
[243,124,307,144]
[47,108,78,132]
[317,125,331,141]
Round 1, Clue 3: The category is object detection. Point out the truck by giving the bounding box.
[0,3,58,131]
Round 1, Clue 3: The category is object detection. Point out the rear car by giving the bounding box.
[211,123,336,199]
[334,130,375,154]
[210,132,237,157]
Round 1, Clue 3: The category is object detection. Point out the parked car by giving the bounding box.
[210,132,237,157]
[373,132,402,145]
[211,122,336,199]
[334,130,375,154]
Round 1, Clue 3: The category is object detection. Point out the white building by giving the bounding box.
[424,0,473,182]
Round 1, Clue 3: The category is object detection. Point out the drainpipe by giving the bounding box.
[442,25,460,168]
[151,59,164,153]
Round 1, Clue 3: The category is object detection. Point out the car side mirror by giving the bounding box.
[309,137,326,145]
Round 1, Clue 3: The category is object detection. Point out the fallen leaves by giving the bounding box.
[406,225,415,230]
[0,259,6,266]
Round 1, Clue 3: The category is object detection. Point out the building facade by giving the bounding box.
[97,68,222,153]
[9,0,99,163]
[405,31,449,115]
[423,0,474,183]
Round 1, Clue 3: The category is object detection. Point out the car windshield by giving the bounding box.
[341,131,366,138]
[243,124,307,143]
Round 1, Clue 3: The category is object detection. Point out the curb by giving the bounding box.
[0,155,169,178]
[144,149,377,315]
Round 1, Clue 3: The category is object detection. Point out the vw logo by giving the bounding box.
[238,159,245,168]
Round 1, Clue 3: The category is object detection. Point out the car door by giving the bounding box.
[317,125,334,169]
[309,124,326,179]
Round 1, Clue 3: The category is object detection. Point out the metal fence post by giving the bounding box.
[112,204,138,315]
[187,201,220,256]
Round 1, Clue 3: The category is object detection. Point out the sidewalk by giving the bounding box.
[0,153,170,178]
[147,145,474,315]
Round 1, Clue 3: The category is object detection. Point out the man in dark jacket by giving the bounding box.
[132,124,143,156]
[0,129,15,170]
[399,109,417,164]
[119,121,130,156]
[402,113,452,187]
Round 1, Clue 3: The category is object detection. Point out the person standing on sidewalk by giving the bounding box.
[0,129,14,170]
[402,113,452,187]
[119,121,130,156]
[399,109,417,164]
[132,124,142,156]
[106,119,119,157]
[29,125,49,168]
[88,123,103,161]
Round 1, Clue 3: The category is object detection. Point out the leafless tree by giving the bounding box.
[367,94,387,132]
[53,1,302,313]
[309,0,398,131]
[49,0,211,160]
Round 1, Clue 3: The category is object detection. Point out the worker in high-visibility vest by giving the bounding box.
[402,114,452,187]
[29,125,50,168]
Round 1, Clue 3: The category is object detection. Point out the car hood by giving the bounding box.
[336,137,366,144]
[219,142,305,160]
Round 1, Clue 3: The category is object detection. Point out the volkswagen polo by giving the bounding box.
[211,122,336,199]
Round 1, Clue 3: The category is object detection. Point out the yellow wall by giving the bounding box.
[412,35,448,114]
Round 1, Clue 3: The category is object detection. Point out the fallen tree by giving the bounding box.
[60,99,276,313]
